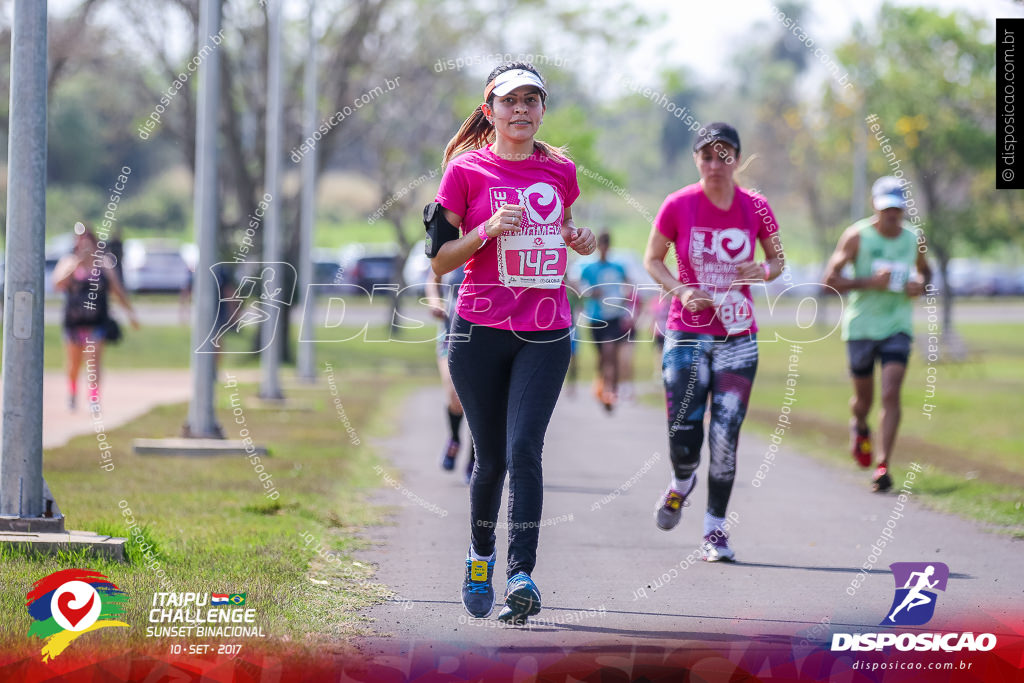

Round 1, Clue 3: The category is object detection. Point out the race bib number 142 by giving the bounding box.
[498,233,567,289]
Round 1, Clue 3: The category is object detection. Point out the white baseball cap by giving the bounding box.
[872,176,908,211]
[484,69,547,100]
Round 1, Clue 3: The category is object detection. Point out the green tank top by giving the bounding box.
[842,218,918,341]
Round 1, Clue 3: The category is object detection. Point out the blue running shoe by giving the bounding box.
[461,552,495,618]
[496,572,541,624]
[441,439,459,471]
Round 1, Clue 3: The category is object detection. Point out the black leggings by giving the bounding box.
[447,315,571,579]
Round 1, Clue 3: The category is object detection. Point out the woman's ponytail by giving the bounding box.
[443,105,494,167]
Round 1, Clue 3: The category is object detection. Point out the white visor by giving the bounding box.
[487,69,547,99]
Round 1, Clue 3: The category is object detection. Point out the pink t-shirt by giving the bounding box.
[654,183,779,336]
[436,146,580,331]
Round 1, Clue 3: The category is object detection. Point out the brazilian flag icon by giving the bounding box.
[229,593,247,606]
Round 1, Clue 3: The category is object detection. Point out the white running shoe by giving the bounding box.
[701,530,736,562]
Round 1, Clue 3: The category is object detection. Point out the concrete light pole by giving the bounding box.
[0,0,51,525]
[260,0,285,399]
[185,0,225,438]
[296,0,318,382]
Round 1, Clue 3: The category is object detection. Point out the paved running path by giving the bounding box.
[356,385,1021,655]
[0,370,193,449]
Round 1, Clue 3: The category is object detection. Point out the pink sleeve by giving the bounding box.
[751,192,779,241]
[435,163,469,221]
[564,161,581,209]
[654,194,679,241]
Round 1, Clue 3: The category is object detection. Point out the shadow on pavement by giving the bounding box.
[731,561,973,579]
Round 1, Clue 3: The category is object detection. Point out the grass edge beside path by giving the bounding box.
[0,371,432,660]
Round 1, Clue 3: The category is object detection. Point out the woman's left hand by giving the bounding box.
[734,261,766,282]
[564,226,596,255]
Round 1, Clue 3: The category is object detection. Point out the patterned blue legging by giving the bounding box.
[662,330,758,517]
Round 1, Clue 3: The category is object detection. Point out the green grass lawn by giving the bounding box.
[750,321,1022,478]
[686,320,1023,535]
[39,317,439,373]
[6,315,439,657]
[42,324,194,369]
[625,319,1023,535]
[0,371,430,657]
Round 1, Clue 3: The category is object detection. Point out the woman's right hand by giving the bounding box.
[426,299,448,320]
[677,285,715,313]
[482,203,525,239]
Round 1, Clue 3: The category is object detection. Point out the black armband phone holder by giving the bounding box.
[424,202,459,257]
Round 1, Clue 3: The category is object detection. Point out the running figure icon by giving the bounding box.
[208,270,280,348]
[197,262,296,354]
[882,561,949,626]
[888,565,938,622]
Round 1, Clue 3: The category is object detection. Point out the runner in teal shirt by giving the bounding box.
[579,232,631,412]
[823,176,932,492]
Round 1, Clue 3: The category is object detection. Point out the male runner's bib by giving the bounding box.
[843,218,919,341]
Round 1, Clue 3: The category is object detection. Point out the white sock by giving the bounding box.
[672,473,695,494]
[469,547,495,562]
[704,512,727,537]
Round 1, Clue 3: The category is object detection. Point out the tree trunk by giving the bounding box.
[386,215,412,338]
[934,243,954,335]
[918,176,956,337]
[801,173,840,329]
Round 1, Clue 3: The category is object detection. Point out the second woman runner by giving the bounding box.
[643,122,784,562]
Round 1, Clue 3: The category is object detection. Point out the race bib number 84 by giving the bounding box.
[498,233,567,289]
[713,289,754,334]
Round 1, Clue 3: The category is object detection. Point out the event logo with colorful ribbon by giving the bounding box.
[26,569,129,661]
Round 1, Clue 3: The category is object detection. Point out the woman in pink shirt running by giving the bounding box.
[429,62,595,623]
[643,122,785,563]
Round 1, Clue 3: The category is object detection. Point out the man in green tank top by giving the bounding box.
[823,177,932,492]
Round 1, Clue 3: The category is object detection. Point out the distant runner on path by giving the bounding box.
[426,264,475,482]
[54,223,139,409]
[823,176,931,492]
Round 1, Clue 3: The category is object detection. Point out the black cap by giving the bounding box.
[693,122,741,155]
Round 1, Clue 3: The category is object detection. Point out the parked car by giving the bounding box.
[402,240,432,297]
[122,239,192,293]
[338,243,401,292]
[180,242,199,272]
[310,248,346,295]
[968,263,1018,297]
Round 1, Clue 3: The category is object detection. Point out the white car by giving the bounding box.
[402,240,432,297]
[122,239,192,292]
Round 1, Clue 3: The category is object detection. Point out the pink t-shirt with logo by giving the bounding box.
[654,183,779,336]
[436,146,580,331]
